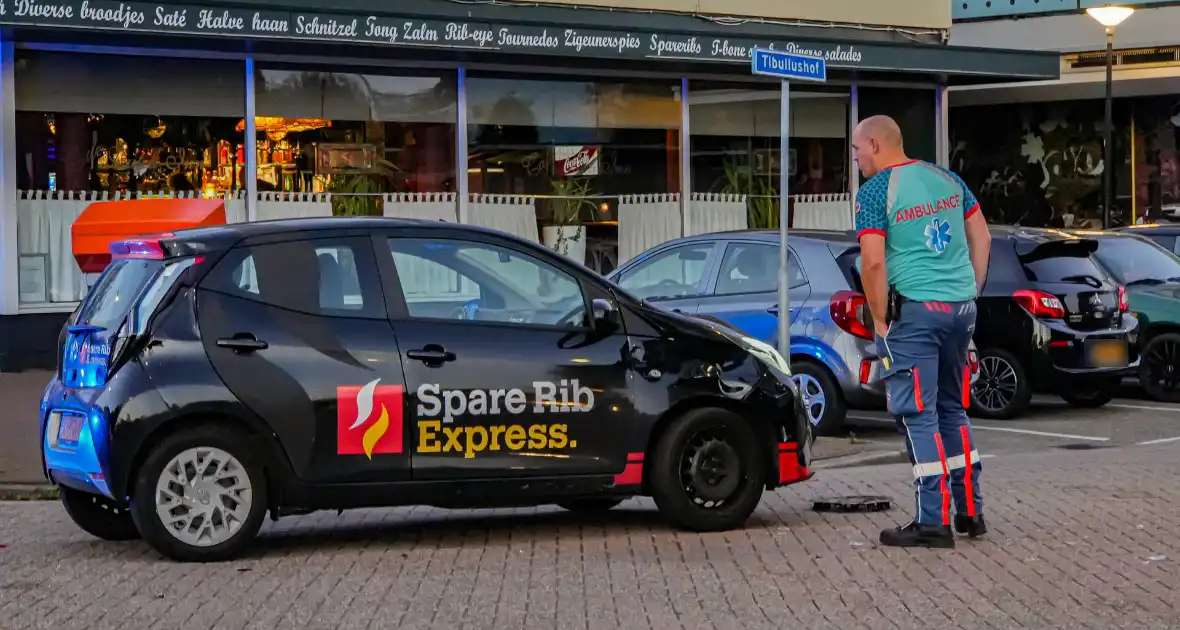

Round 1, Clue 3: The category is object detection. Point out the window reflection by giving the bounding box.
[254,67,457,215]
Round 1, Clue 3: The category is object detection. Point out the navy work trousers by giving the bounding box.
[877,299,983,526]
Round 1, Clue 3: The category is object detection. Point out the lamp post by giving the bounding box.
[1087,5,1135,229]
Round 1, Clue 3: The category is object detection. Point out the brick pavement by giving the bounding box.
[2,444,1180,630]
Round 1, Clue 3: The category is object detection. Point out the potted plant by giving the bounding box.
[543,177,597,264]
[717,157,779,229]
[328,158,401,217]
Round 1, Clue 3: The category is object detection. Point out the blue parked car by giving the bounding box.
[608,229,978,435]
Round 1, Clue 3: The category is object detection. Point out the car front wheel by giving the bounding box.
[130,425,268,562]
[60,486,140,541]
[649,408,766,532]
[971,348,1032,420]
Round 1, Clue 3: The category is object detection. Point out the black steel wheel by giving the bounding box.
[1140,333,1180,403]
[970,348,1032,420]
[649,408,766,532]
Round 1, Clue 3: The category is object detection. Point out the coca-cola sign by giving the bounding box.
[554,146,600,178]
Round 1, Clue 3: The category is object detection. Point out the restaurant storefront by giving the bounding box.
[0,0,1059,370]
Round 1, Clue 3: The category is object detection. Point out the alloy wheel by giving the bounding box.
[153,446,253,548]
[1144,338,1180,395]
[973,355,1019,413]
[792,373,827,427]
[679,428,744,509]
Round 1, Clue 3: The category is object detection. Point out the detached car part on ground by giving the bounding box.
[41,219,813,562]
[609,229,977,436]
[967,227,1141,419]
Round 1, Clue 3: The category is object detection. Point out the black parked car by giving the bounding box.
[41,218,812,562]
[969,226,1141,419]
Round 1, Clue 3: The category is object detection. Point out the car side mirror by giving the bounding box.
[591,298,619,329]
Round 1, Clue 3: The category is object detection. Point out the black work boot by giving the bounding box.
[954,514,987,538]
[880,521,955,549]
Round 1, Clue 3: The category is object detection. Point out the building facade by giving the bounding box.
[949,0,1180,228]
[0,0,1056,370]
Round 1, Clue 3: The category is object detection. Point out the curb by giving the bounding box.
[812,448,910,470]
[0,484,58,501]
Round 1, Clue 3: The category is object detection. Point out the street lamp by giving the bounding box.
[1087,5,1135,229]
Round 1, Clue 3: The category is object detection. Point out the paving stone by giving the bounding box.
[3,444,1180,629]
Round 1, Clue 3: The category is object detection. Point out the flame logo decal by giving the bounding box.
[361,406,390,460]
[350,378,389,460]
[349,378,381,430]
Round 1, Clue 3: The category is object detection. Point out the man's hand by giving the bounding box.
[874,321,890,339]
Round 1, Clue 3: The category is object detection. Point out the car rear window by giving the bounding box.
[1021,253,1109,284]
[834,246,862,292]
[75,259,163,331]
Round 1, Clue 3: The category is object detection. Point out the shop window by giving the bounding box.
[254,67,457,216]
[466,75,682,273]
[14,50,246,305]
[688,81,849,232]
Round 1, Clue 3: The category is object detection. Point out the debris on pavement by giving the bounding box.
[1146,554,1167,563]
[812,495,893,513]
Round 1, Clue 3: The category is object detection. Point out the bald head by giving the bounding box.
[851,115,909,179]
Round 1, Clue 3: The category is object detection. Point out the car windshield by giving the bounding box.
[1092,237,1180,286]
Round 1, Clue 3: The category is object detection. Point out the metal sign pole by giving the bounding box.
[777,78,791,368]
[750,46,823,369]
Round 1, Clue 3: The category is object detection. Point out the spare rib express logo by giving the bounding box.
[336,379,594,459]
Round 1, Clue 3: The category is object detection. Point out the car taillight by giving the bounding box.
[1118,285,1129,312]
[1012,289,1065,319]
[967,349,979,375]
[830,290,873,340]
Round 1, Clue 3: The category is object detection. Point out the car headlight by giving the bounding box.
[738,335,792,376]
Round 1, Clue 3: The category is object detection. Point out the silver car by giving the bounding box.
[608,229,978,435]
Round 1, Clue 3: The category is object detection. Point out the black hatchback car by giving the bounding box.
[40,218,812,562]
[970,226,1140,419]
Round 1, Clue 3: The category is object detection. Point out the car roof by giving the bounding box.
[1115,223,1180,235]
[987,225,1111,243]
[155,217,528,252]
[653,228,860,247]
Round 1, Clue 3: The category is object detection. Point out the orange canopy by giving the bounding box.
[71,198,228,272]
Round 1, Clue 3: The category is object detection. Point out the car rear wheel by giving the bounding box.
[557,498,624,513]
[971,348,1032,420]
[130,425,268,562]
[1140,333,1180,403]
[60,486,140,541]
[649,408,767,532]
[1060,378,1118,408]
[791,361,846,437]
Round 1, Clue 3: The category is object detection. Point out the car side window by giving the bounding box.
[714,243,805,295]
[388,238,588,328]
[615,243,712,301]
[201,237,385,319]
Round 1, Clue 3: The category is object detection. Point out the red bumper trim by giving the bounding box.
[613,452,645,486]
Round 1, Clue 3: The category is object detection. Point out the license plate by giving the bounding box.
[1087,339,1128,368]
[57,415,84,448]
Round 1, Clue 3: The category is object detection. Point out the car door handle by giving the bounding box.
[407,346,456,365]
[767,305,798,315]
[216,334,268,353]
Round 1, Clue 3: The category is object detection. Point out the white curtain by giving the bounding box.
[686,193,747,237]
[16,190,217,304]
[467,195,539,243]
[383,193,457,222]
[256,192,334,221]
[222,191,248,224]
[617,193,682,265]
[792,193,854,230]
